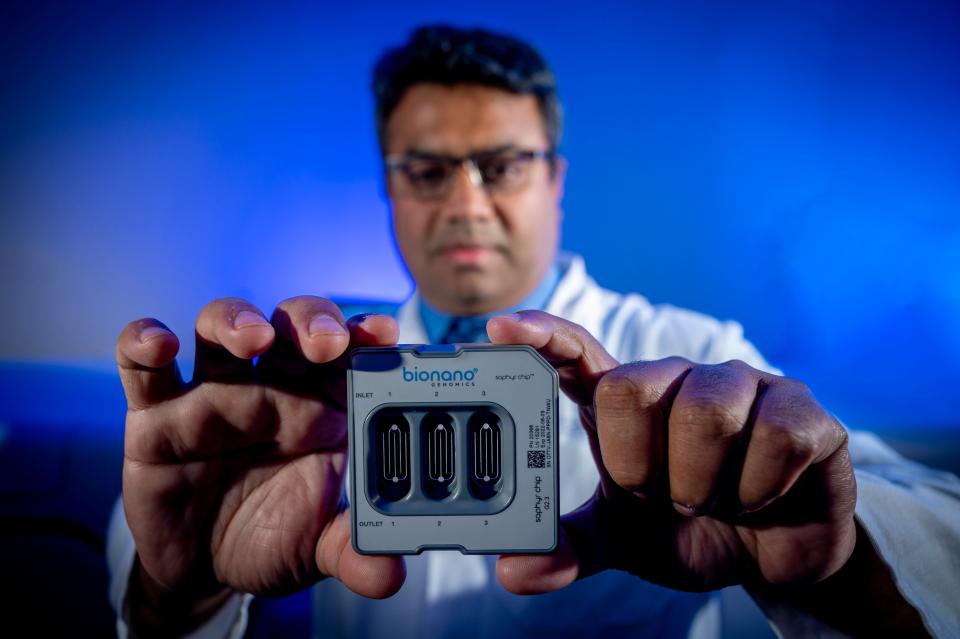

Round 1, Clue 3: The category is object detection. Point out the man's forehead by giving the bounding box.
[384,83,549,155]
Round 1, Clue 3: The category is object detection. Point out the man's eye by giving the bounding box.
[480,157,524,184]
[406,163,449,186]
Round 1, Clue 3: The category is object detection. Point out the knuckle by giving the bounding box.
[721,358,753,373]
[777,376,812,397]
[596,368,637,404]
[606,460,656,493]
[756,420,818,463]
[653,356,694,381]
[832,419,849,449]
[596,364,660,409]
[690,361,748,390]
[671,400,744,440]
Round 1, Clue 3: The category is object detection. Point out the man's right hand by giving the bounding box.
[116,296,405,635]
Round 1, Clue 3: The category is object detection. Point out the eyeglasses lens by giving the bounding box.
[394,150,543,199]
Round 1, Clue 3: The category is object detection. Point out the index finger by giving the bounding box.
[486,311,619,407]
[593,358,692,499]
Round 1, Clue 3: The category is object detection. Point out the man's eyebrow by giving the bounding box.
[404,144,519,160]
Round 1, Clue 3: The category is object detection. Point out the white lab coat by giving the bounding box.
[109,252,959,638]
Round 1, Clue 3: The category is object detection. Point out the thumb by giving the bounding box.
[316,509,406,599]
[496,491,613,595]
[116,318,183,410]
[486,311,618,408]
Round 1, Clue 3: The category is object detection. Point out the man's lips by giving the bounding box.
[433,244,501,266]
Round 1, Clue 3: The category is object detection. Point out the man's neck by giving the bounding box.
[419,263,561,344]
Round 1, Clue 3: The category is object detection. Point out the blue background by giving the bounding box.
[1,0,958,434]
[0,3,956,634]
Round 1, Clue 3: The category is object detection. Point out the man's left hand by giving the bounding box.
[488,311,857,594]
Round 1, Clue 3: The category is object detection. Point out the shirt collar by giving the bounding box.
[419,263,561,344]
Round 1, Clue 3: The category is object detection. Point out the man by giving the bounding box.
[109,25,957,638]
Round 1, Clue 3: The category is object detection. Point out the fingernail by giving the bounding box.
[499,312,522,323]
[309,314,346,337]
[233,310,269,329]
[738,499,770,515]
[139,326,170,343]
[672,502,703,517]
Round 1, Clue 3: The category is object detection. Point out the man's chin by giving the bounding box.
[428,275,506,315]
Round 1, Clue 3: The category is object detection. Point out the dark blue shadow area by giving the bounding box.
[0,362,126,636]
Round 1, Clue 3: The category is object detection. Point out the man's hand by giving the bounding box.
[117,297,405,635]
[488,311,857,594]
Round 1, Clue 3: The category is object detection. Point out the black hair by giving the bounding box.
[372,25,562,155]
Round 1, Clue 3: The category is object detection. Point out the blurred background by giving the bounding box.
[0,1,957,635]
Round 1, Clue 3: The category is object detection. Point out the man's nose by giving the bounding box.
[441,161,495,220]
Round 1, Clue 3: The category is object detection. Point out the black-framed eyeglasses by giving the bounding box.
[385,147,555,200]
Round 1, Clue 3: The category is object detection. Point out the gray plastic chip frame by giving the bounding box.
[348,344,559,555]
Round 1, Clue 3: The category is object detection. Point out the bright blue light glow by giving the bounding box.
[0,1,957,432]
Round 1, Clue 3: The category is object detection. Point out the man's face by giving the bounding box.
[384,83,565,316]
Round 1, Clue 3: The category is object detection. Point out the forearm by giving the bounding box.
[126,556,236,639]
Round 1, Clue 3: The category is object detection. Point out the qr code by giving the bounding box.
[527,450,546,469]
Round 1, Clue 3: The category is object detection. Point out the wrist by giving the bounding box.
[749,520,928,638]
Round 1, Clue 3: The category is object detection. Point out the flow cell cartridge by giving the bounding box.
[348,344,559,554]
